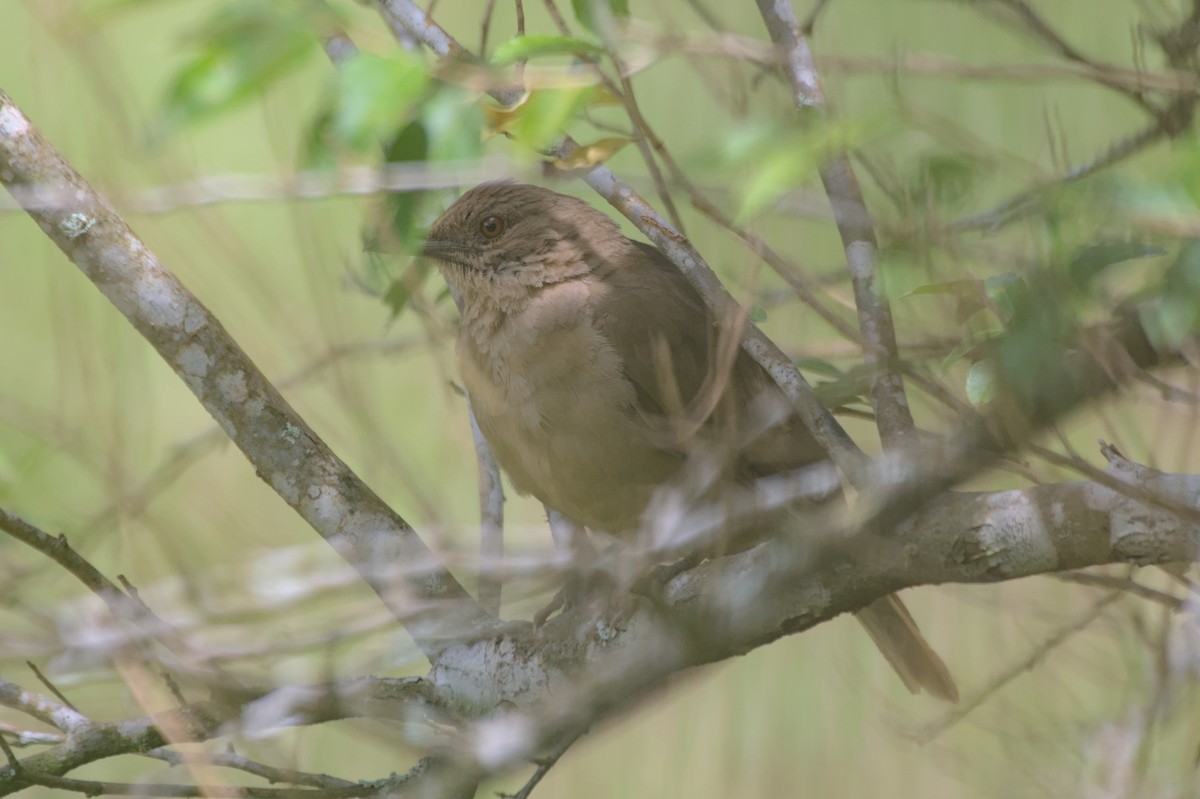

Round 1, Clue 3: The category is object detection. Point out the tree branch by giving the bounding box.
[0,677,450,797]
[754,0,916,445]
[420,465,1200,780]
[0,90,497,662]
[470,404,505,617]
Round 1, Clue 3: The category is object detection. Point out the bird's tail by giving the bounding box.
[855,594,959,702]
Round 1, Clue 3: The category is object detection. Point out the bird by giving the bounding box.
[421,181,958,702]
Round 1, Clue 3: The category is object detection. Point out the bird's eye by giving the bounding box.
[479,216,505,239]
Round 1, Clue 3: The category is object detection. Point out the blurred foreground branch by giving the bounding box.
[3,450,1199,796]
[0,89,497,662]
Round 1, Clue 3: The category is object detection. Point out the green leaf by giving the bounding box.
[357,250,394,297]
[738,147,816,219]
[811,364,873,410]
[964,361,995,406]
[1067,241,1165,288]
[1139,240,1200,349]
[571,0,630,32]
[300,108,337,169]
[794,357,842,378]
[983,273,1025,323]
[901,281,964,297]
[375,120,431,253]
[422,87,484,162]
[722,118,879,220]
[913,152,979,205]
[1141,298,1198,351]
[940,327,1003,371]
[903,279,993,325]
[512,86,597,151]
[160,1,329,133]
[382,259,433,318]
[491,34,601,65]
[1173,134,1200,209]
[383,279,411,316]
[332,51,429,151]
[994,284,1069,402]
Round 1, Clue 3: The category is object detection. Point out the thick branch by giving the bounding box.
[5,464,1196,793]
[422,471,1200,779]
[0,90,496,661]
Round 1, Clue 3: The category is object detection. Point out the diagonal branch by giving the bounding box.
[754,0,916,446]
[0,678,88,735]
[0,90,497,662]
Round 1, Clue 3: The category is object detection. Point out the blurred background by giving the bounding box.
[2,1,1199,797]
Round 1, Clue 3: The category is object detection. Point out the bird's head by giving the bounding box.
[421,182,630,306]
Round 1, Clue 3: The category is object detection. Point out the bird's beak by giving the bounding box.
[418,239,473,263]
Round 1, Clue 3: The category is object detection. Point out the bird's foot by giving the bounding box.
[533,550,702,631]
[532,567,616,628]
[632,553,702,603]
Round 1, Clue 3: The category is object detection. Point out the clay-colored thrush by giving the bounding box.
[423,182,957,702]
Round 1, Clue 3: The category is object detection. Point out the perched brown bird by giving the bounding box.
[423,181,957,702]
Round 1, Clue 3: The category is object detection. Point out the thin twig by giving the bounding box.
[0,725,62,748]
[470,403,505,616]
[581,92,861,342]
[0,507,126,601]
[799,0,832,35]
[479,0,499,55]
[0,506,241,690]
[24,662,77,713]
[81,336,420,542]
[952,1,1200,231]
[0,769,373,798]
[0,735,19,770]
[912,592,1123,743]
[619,24,1200,95]
[542,0,688,233]
[980,0,1162,116]
[143,746,357,791]
[1028,443,1200,526]
[1057,571,1185,611]
[0,678,450,795]
[498,735,577,799]
[949,120,1171,231]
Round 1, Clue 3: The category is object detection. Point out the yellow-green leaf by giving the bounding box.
[491,34,601,66]
[553,137,630,169]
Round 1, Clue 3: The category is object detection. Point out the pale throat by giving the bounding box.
[453,261,602,384]
[451,249,592,320]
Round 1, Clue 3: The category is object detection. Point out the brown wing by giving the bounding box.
[591,241,714,417]
[592,240,826,476]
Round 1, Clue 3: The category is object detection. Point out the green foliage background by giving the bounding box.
[2,1,1199,797]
